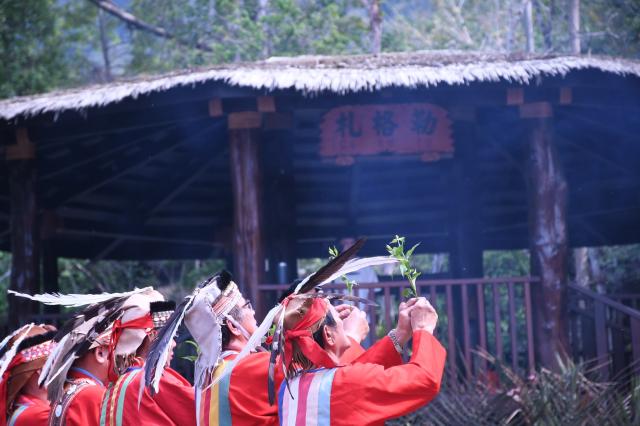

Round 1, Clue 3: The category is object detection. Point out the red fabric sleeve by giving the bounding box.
[151,368,196,426]
[13,401,49,426]
[350,336,403,369]
[339,337,365,362]
[64,385,105,426]
[330,331,446,426]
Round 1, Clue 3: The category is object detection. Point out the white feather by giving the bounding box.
[44,352,76,387]
[0,323,34,379]
[294,256,398,293]
[8,287,153,307]
[207,304,283,389]
[38,332,69,386]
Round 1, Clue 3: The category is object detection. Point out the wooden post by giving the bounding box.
[448,109,483,378]
[262,129,296,286]
[6,128,39,328]
[228,112,265,316]
[523,102,570,369]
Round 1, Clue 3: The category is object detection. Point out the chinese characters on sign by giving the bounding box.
[320,103,454,165]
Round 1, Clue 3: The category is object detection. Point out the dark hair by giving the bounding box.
[312,310,337,349]
[221,305,243,349]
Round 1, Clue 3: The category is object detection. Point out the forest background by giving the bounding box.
[0,0,639,317]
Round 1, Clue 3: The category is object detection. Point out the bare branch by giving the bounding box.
[87,0,213,52]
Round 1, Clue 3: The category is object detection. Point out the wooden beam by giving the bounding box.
[209,99,223,117]
[559,87,572,105]
[520,102,553,119]
[50,122,221,207]
[5,128,36,160]
[228,112,262,130]
[229,125,264,313]
[257,96,276,113]
[507,88,524,106]
[263,113,292,130]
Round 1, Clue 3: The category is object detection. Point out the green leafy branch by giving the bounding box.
[329,245,357,295]
[181,339,200,363]
[386,235,421,298]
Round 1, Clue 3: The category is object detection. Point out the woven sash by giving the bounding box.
[278,368,337,426]
[196,361,233,426]
[99,369,141,426]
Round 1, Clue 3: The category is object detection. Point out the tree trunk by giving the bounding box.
[98,9,113,82]
[369,0,382,54]
[523,0,535,53]
[569,0,580,54]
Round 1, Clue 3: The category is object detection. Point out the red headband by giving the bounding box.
[283,297,337,373]
[107,315,154,382]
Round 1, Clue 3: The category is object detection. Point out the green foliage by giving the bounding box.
[386,235,421,298]
[328,245,357,295]
[2,0,638,99]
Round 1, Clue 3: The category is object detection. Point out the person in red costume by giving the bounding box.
[0,324,56,426]
[46,327,111,426]
[100,295,196,426]
[278,296,446,426]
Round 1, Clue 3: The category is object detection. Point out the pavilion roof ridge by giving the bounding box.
[1,51,639,121]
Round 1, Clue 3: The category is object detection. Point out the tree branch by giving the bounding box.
[87,0,213,52]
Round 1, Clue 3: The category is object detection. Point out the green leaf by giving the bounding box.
[406,243,420,258]
[402,288,414,298]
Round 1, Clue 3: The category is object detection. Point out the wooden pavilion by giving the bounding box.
[1,51,639,377]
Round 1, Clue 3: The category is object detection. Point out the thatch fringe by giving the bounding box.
[0,51,639,121]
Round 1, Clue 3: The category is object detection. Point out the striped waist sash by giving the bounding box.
[196,361,233,426]
[278,368,337,426]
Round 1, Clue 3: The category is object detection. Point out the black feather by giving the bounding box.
[150,301,176,313]
[297,238,366,294]
[217,270,233,290]
[145,294,194,395]
[15,330,56,352]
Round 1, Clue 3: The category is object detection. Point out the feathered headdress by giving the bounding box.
[0,324,56,426]
[213,238,398,404]
[144,271,242,396]
[10,286,165,389]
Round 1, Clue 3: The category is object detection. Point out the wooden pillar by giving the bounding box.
[449,109,483,279]
[522,102,570,369]
[6,128,39,328]
[228,112,265,314]
[262,129,297,285]
[448,109,483,378]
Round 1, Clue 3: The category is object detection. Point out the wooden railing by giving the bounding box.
[258,276,539,383]
[567,283,640,379]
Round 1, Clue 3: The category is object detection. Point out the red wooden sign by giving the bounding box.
[320,103,453,164]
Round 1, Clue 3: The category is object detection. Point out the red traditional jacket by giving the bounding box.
[278,331,447,426]
[199,336,402,426]
[49,368,106,426]
[7,394,49,426]
[99,366,196,426]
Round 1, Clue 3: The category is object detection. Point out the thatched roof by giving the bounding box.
[1,50,639,121]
